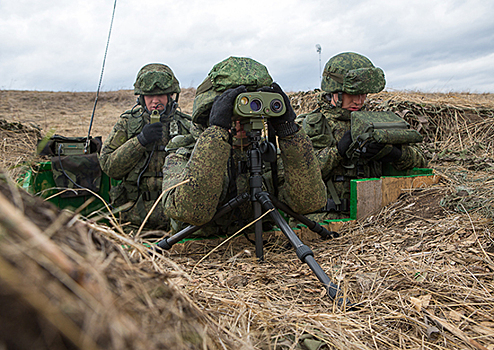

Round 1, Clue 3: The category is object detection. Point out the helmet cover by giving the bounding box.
[192,56,273,125]
[134,63,181,95]
[321,52,385,94]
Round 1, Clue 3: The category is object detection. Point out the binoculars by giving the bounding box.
[233,92,286,119]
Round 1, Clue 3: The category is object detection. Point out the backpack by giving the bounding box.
[37,135,103,198]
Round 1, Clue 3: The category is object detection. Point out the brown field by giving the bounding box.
[1,89,494,349]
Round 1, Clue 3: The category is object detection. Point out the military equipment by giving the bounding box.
[24,135,116,214]
[54,141,86,156]
[346,111,423,161]
[150,110,160,124]
[156,112,350,306]
[38,135,102,156]
[233,92,286,119]
[321,52,385,94]
[37,136,104,198]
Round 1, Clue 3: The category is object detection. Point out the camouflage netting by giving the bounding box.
[0,119,41,180]
[366,91,494,165]
[300,90,494,163]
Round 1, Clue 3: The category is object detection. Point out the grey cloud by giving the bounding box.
[1,0,493,93]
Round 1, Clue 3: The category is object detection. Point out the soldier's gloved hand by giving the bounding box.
[380,145,403,163]
[360,141,385,159]
[258,82,298,137]
[209,85,247,129]
[360,142,403,162]
[137,122,163,146]
[337,130,352,157]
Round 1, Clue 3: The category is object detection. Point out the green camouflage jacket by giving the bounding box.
[98,106,192,229]
[296,92,428,220]
[161,125,327,236]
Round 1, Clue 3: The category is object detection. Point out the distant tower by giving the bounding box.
[315,44,322,84]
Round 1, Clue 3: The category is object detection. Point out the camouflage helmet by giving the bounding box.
[133,63,181,96]
[192,56,273,125]
[321,52,385,94]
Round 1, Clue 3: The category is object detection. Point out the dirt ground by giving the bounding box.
[1,89,494,350]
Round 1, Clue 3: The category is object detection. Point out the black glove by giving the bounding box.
[209,85,247,129]
[137,122,163,146]
[360,141,385,159]
[380,145,402,163]
[337,130,352,157]
[360,142,403,163]
[258,82,298,137]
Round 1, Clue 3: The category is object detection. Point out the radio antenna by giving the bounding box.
[315,44,322,84]
[84,0,117,153]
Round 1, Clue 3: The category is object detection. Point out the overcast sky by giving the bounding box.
[1,0,493,93]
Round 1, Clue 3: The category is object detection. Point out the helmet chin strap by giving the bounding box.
[328,92,343,108]
[137,95,145,108]
[335,92,343,108]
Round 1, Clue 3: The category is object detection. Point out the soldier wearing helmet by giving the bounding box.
[320,52,385,114]
[99,63,192,230]
[160,56,327,236]
[296,52,427,221]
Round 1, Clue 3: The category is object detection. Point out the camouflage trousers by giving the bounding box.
[117,196,170,232]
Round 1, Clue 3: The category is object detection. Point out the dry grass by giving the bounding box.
[0,89,196,143]
[0,88,494,349]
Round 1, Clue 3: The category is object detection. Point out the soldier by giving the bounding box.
[296,52,427,220]
[161,56,327,236]
[99,63,192,230]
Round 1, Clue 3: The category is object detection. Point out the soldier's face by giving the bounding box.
[234,121,247,138]
[232,121,249,149]
[144,94,169,111]
[339,92,367,111]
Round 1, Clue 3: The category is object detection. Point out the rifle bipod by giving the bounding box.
[155,127,350,306]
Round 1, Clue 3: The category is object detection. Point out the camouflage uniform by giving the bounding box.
[161,57,327,235]
[99,64,192,229]
[296,53,427,221]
